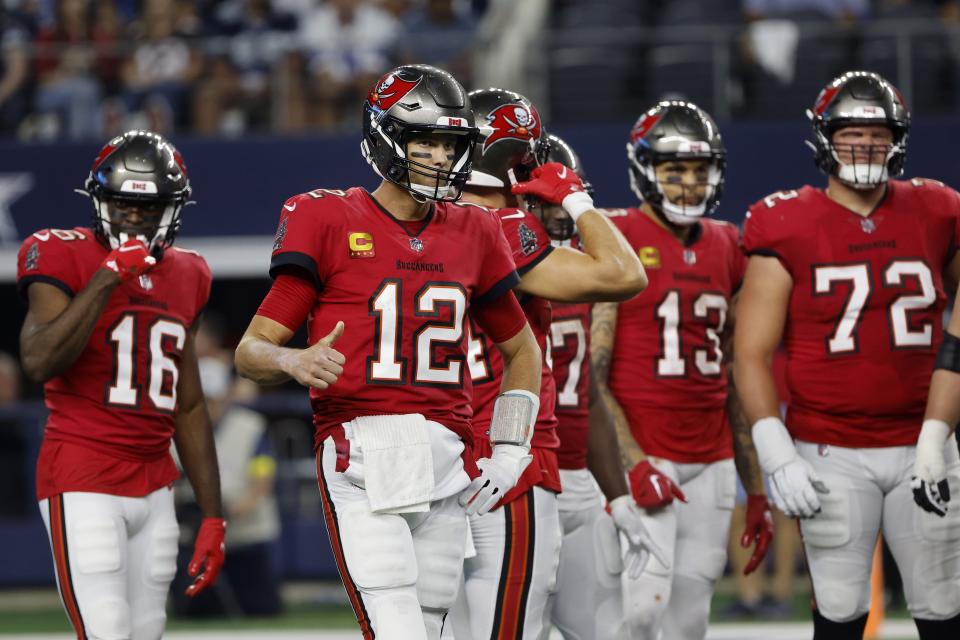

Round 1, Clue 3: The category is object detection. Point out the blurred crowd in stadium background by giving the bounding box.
[0,0,958,141]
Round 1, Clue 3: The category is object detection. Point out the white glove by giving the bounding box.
[609,495,669,578]
[459,444,532,516]
[752,417,829,519]
[912,419,953,517]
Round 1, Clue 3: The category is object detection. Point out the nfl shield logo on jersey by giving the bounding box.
[409,237,424,253]
[860,218,877,234]
[683,248,697,265]
[139,274,154,291]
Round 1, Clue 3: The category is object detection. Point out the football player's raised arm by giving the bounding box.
[513,163,646,303]
[517,213,646,303]
[591,301,644,467]
[20,270,121,382]
[732,256,791,426]
[586,368,631,501]
[174,324,223,520]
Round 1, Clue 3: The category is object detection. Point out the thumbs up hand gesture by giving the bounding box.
[282,321,346,390]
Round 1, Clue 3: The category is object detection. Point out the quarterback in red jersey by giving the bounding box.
[17,131,225,640]
[457,90,649,640]
[736,71,960,639]
[592,101,771,640]
[234,65,542,640]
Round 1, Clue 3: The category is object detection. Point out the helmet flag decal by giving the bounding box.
[368,72,422,114]
[482,103,542,152]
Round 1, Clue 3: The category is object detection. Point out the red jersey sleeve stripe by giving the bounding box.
[516,245,553,277]
[474,270,521,306]
[269,252,322,291]
[18,274,75,301]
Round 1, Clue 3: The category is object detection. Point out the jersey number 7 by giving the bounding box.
[813,260,935,353]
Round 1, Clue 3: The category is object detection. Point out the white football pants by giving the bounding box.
[548,468,625,640]
[461,485,562,639]
[39,487,179,640]
[622,458,736,640]
[318,440,468,640]
[796,440,960,622]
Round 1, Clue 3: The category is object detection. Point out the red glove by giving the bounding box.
[185,517,226,597]
[741,494,774,575]
[101,239,156,282]
[511,162,586,204]
[629,461,687,509]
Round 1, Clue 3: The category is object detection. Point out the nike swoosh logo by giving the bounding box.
[284,202,297,212]
[557,166,568,179]
[500,212,525,220]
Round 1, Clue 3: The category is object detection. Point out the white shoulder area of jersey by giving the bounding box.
[283,187,351,213]
[29,227,92,244]
[753,188,806,211]
[497,207,528,220]
[598,207,631,218]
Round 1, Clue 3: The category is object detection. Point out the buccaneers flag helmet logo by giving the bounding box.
[482,103,542,152]
[629,111,664,146]
[368,72,421,113]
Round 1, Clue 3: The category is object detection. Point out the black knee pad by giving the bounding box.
[813,609,868,640]
[915,613,960,640]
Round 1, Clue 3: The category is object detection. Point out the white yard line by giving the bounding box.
[0,620,922,640]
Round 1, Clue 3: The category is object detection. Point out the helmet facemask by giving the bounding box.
[363,111,478,203]
[808,119,907,190]
[629,145,725,226]
[90,193,185,252]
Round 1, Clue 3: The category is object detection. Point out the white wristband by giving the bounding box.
[751,416,797,475]
[917,419,952,453]
[561,191,595,223]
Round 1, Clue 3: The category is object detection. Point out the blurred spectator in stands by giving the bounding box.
[743,0,870,22]
[34,0,101,140]
[0,9,29,135]
[173,355,282,617]
[296,0,399,130]
[193,0,298,135]
[120,0,204,133]
[398,0,476,86]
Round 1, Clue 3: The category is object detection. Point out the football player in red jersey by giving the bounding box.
[233,65,542,640]
[17,131,225,640]
[591,101,771,640]
[531,134,663,639]
[457,89,649,640]
[736,71,960,639]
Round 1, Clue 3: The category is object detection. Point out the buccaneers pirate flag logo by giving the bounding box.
[481,103,542,152]
[367,72,422,113]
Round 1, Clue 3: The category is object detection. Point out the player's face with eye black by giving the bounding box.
[831,125,893,166]
[406,133,458,186]
[106,198,166,241]
[654,158,710,206]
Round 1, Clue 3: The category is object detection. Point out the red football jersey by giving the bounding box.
[606,208,744,463]
[467,207,562,498]
[17,227,211,499]
[269,187,520,460]
[744,180,960,447]
[549,299,592,470]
